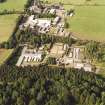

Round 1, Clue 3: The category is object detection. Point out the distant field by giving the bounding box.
[66,6,105,41]
[44,0,85,4]
[0,0,27,11]
[0,0,27,43]
[0,14,19,43]
[0,49,13,65]
[44,0,105,5]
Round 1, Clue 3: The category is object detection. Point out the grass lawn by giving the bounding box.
[0,0,27,11]
[0,49,13,65]
[66,6,105,41]
[0,14,19,43]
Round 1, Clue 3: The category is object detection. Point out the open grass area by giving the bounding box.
[0,49,13,65]
[66,6,105,41]
[0,14,19,43]
[0,0,27,11]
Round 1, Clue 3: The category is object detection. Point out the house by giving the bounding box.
[84,64,92,72]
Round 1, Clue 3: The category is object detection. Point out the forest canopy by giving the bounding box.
[0,65,105,105]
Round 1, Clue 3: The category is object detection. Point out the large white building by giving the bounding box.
[24,15,51,33]
[16,46,43,66]
[23,52,42,62]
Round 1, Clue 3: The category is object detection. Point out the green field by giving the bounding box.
[0,0,27,11]
[0,0,27,43]
[0,49,13,65]
[0,14,19,43]
[66,6,105,41]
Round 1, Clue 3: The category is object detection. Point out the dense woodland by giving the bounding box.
[0,65,105,105]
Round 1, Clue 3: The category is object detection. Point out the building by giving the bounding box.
[16,46,44,67]
[83,64,92,72]
[49,9,56,14]
[23,52,42,62]
[55,46,92,72]
[53,16,61,25]
[29,5,42,14]
[24,15,51,33]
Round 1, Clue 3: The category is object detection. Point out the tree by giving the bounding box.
[12,90,19,100]
[16,97,25,105]
[0,0,6,3]
[101,92,105,104]
[0,96,3,105]
[64,21,69,29]
[29,99,36,105]
[88,93,96,105]
[86,41,98,59]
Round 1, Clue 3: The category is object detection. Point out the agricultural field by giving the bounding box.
[67,6,105,41]
[0,49,13,65]
[0,14,19,43]
[0,0,27,11]
[0,0,27,43]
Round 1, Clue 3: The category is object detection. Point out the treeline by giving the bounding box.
[24,0,35,8]
[86,41,105,62]
[0,9,24,15]
[0,0,6,3]
[0,65,105,104]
